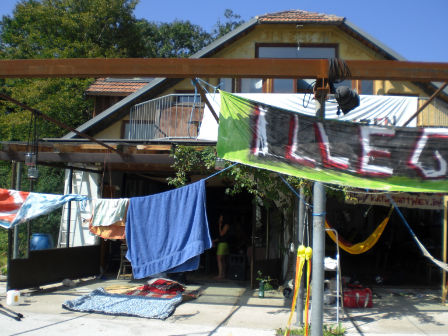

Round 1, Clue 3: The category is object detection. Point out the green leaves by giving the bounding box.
[212,9,245,39]
[168,145,306,215]
[0,0,142,59]
[167,146,217,187]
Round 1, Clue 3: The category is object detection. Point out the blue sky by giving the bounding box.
[0,0,447,62]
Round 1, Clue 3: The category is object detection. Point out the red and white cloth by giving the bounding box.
[0,188,87,229]
[125,279,185,299]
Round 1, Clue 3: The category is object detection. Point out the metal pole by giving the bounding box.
[310,93,327,336]
[65,168,73,248]
[296,186,305,326]
[7,161,17,291]
[13,162,22,259]
[27,179,34,256]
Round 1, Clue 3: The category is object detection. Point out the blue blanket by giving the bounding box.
[62,288,182,319]
[126,180,212,279]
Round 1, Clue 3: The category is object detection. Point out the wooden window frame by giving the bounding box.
[255,43,340,93]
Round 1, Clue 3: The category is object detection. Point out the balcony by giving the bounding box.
[126,94,204,140]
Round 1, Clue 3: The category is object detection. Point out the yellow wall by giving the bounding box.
[95,117,127,139]
[95,23,438,138]
[418,98,448,127]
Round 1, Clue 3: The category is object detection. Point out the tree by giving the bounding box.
[0,0,152,141]
[138,20,212,58]
[0,0,217,141]
[0,0,149,256]
[0,0,145,59]
[212,9,245,39]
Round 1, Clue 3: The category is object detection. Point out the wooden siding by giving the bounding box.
[418,98,448,127]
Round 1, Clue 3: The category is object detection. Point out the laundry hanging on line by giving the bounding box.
[89,222,126,240]
[89,198,129,227]
[125,180,212,279]
[88,198,129,240]
[0,188,88,229]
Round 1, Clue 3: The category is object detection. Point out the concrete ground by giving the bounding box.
[0,275,447,336]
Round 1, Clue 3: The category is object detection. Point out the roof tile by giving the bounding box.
[258,10,344,24]
[86,78,152,95]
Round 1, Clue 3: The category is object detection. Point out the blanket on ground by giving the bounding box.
[125,278,187,299]
[62,288,182,319]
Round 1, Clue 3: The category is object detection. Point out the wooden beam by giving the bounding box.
[0,58,448,81]
[135,144,172,151]
[0,151,174,165]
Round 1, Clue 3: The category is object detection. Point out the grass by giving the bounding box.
[276,323,346,336]
[0,253,7,275]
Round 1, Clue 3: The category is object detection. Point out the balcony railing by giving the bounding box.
[126,94,204,140]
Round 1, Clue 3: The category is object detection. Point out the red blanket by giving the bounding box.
[125,279,185,299]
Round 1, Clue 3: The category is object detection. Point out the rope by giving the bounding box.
[203,162,239,181]
[386,194,448,272]
[188,79,200,138]
[284,245,306,336]
[304,247,312,336]
[194,77,221,93]
[278,175,312,208]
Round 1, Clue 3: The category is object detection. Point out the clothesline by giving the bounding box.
[0,162,239,230]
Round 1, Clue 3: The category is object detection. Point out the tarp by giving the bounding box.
[216,91,448,193]
[199,92,419,141]
[0,188,87,229]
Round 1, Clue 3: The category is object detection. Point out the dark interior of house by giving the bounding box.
[101,173,444,289]
[326,197,443,288]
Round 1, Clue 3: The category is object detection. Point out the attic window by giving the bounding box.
[257,45,337,59]
[256,43,338,93]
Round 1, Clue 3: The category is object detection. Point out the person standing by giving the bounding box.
[214,214,230,280]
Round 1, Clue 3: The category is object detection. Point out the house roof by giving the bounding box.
[85,77,154,96]
[257,9,344,24]
[63,9,441,139]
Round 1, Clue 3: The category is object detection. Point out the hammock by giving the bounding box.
[325,207,394,254]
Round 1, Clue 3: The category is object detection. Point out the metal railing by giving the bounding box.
[127,94,204,140]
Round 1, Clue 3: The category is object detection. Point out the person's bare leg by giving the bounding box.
[222,257,226,279]
[216,255,224,279]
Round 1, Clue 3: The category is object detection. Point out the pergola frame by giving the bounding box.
[0,58,448,81]
[1,57,447,303]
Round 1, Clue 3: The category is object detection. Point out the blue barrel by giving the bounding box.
[30,233,54,250]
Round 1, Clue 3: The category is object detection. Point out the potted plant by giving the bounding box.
[256,270,274,297]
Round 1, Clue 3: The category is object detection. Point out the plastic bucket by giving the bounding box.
[30,233,54,251]
[6,290,21,306]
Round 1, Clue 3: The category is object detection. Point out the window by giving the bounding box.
[258,45,337,59]
[219,78,233,92]
[256,44,338,93]
[241,78,263,93]
[273,79,295,93]
[360,80,374,95]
